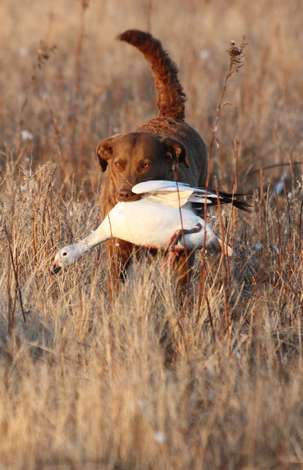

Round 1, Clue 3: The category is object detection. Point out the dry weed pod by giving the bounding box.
[227,38,247,72]
[81,0,90,9]
[37,41,57,69]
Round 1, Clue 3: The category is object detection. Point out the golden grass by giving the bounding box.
[0,0,302,468]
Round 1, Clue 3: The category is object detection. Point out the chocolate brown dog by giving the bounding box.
[96,30,208,292]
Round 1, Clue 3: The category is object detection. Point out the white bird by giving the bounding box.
[51,180,249,273]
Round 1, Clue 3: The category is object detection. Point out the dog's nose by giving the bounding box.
[118,188,141,202]
[118,188,133,200]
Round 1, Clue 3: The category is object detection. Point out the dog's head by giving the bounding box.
[96,132,189,201]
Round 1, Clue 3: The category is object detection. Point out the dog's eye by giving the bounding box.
[62,252,67,257]
[114,160,125,170]
[140,160,151,171]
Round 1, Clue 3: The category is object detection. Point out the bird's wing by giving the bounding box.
[132,180,194,208]
[132,180,251,211]
[132,181,225,208]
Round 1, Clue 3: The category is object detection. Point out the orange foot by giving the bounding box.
[164,223,202,255]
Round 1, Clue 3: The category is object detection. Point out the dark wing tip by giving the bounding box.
[232,199,252,212]
[205,189,253,212]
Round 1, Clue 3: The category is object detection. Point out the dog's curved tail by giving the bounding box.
[118,29,186,120]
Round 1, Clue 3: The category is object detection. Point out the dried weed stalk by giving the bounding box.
[208,37,247,170]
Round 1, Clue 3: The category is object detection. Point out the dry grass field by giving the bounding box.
[0,0,302,468]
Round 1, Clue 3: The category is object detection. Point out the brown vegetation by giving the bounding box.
[0,0,302,468]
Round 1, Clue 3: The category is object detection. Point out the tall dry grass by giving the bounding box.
[0,0,302,468]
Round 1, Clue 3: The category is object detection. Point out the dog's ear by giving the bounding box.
[161,137,189,168]
[96,134,121,172]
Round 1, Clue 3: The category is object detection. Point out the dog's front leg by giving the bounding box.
[105,239,133,300]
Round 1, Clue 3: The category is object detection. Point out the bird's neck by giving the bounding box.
[77,216,112,253]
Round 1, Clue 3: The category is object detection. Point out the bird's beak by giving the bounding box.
[50,261,62,275]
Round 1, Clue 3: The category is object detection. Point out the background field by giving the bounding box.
[0,0,302,468]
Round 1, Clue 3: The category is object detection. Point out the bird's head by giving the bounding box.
[51,244,81,274]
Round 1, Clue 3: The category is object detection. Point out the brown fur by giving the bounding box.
[96,30,208,294]
[118,29,186,120]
